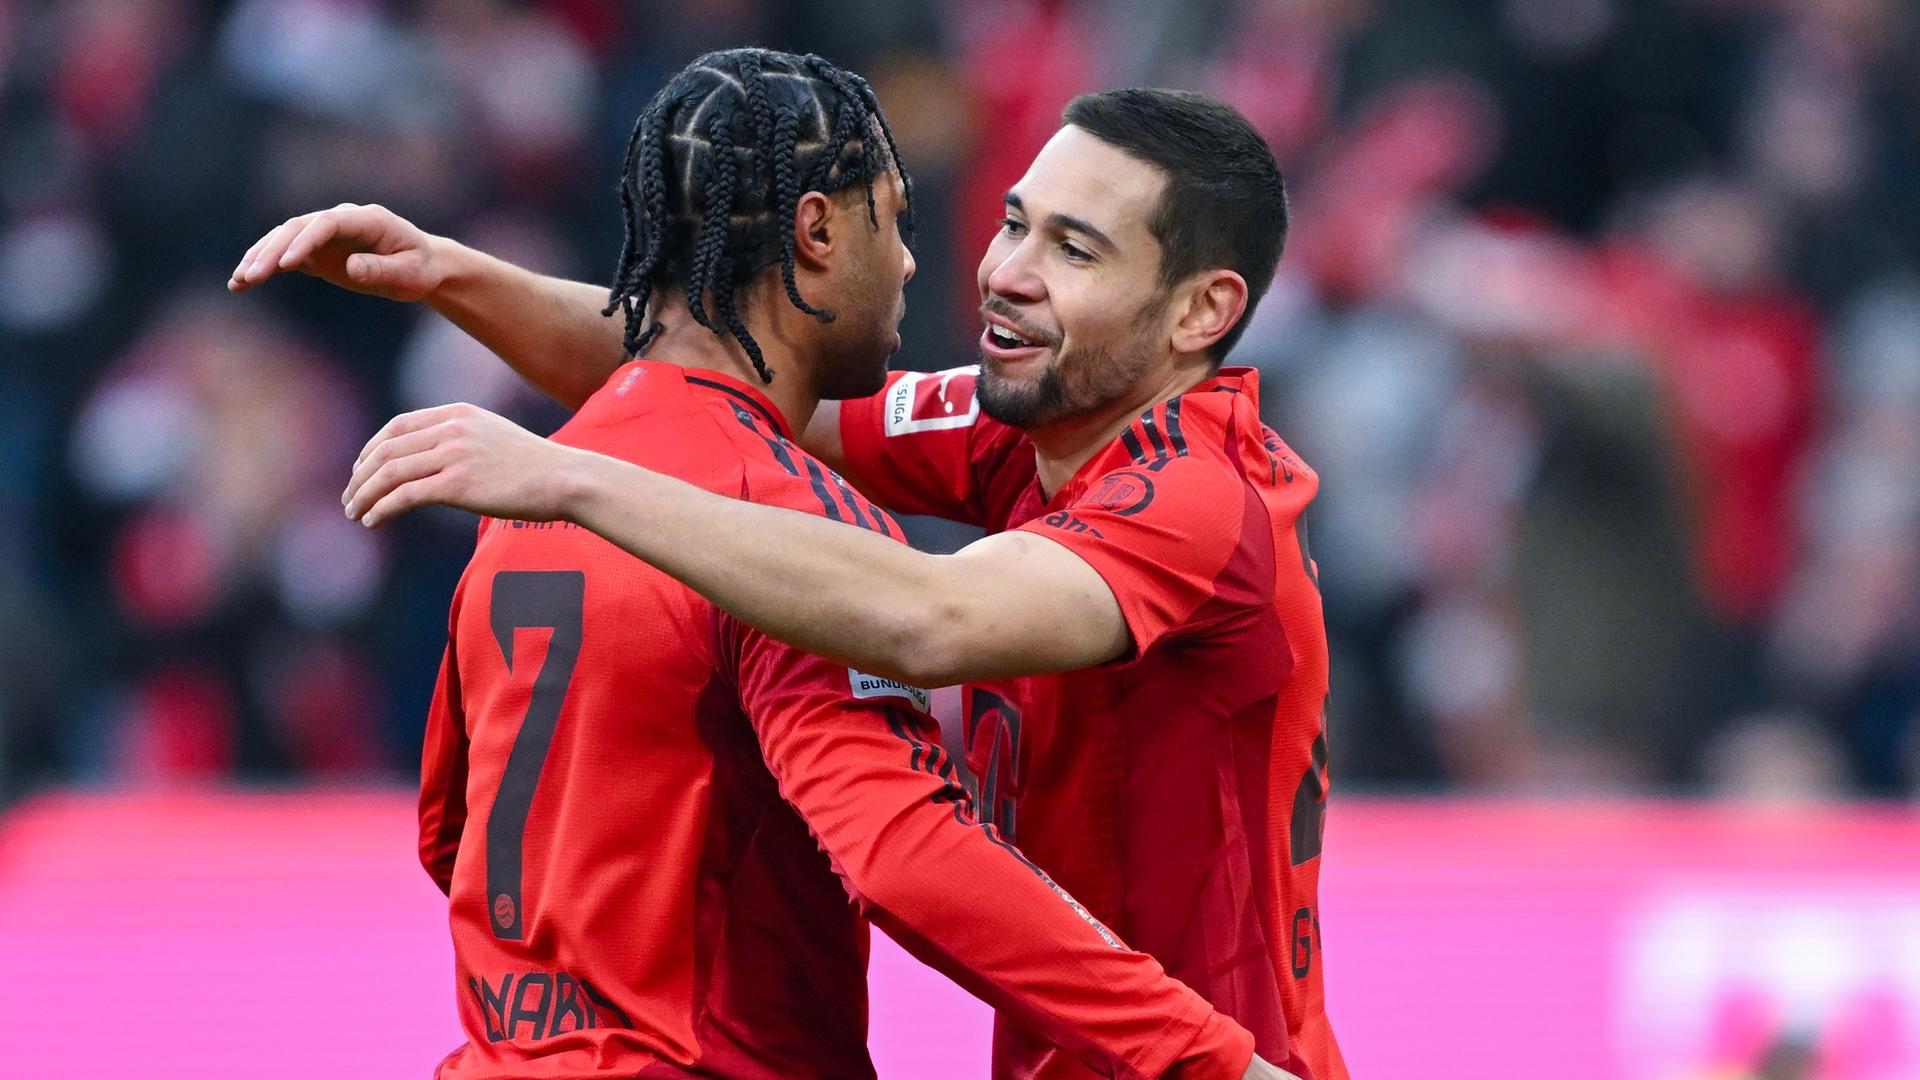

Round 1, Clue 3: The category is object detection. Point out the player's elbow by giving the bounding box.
[883,598,974,689]
[828,814,949,923]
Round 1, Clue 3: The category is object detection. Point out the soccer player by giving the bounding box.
[244,87,1337,1080]
[238,51,1293,1080]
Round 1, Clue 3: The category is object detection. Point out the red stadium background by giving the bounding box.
[2,1,1918,1077]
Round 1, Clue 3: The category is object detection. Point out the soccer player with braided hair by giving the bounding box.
[234,49,1296,1080]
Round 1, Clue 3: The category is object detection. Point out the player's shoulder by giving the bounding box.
[1096,390,1246,495]
[1119,372,1318,494]
[1056,379,1322,545]
[558,361,751,472]
[719,407,904,538]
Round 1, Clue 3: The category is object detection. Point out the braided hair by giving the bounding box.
[602,49,912,384]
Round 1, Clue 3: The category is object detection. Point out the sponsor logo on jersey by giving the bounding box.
[885,368,981,435]
[849,669,932,712]
[1041,509,1103,537]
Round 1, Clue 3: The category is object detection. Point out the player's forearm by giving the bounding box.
[426,241,627,410]
[855,844,1257,1080]
[757,703,1256,1079]
[563,451,966,684]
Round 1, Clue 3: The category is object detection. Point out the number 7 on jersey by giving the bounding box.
[485,570,585,940]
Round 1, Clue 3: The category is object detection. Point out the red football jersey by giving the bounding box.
[841,366,1348,1080]
[417,361,1255,1079]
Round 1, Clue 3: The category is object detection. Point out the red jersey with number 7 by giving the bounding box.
[415,360,1258,1080]
[840,365,1347,1080]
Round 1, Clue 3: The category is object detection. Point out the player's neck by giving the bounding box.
[1026,359,1213,498]
[645,304,820,437]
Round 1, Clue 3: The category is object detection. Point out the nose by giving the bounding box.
[983,233,1043,304]
[901,244,917,284]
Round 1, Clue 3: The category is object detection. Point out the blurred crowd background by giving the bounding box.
[1,0,1917,803]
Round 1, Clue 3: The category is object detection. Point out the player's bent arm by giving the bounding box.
[424,243,626,410]
[228,203,623,409]
[738,639,1258,1080]
[344,403,1132,685]
[563,453,1129,687]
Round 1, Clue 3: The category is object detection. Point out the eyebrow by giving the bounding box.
[1004,191,1118,254]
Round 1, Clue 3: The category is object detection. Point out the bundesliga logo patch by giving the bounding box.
[848,669,932,713]
[885,368,980,435]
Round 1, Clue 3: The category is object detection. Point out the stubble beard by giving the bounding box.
[977,331,1157,431]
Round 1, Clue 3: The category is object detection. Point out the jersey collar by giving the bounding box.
[1040,366,1261,511]
[1197,365,1259,397]
[660,362,798,441]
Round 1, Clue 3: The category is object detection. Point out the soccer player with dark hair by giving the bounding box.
[236,51,1293,1080]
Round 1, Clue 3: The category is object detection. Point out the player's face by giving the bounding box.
[975,125,1175,430]
[816,168,915,401]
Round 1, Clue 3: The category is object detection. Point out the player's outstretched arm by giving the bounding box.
[738,626,1260,1079]
[227,203,624,409]
[343,404,1132,687]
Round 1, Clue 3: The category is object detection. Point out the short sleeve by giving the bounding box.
[839,367,1032,526]
[1021,452,1271,660]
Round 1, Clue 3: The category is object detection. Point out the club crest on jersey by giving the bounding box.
[1091,470,1155,517]
[848,669,932,713]
[885,368,980,435]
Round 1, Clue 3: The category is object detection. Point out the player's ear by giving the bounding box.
[1167,269,1248,357]
[792,191,836,273]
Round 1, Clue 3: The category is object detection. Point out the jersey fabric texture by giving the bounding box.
[841,365,1347,1080]
[417,361,1255,1080]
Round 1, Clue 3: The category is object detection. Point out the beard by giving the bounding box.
[977,328,1158,430]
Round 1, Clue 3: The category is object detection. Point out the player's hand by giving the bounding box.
[1240,1055,1303,1080]
[344,403,583,527]
[228,202,446,301]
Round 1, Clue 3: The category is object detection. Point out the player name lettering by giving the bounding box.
[469,970,632,1043]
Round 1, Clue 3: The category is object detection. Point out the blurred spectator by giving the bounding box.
[1703,710,1848,804]
[66,295,388,780]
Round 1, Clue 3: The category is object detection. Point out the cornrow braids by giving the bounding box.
[603,100,674,355]
[602,48,913,384]
[736,53,777,188]
[771,103,831,320]
[684,114,738,340]
[804,55,915,239]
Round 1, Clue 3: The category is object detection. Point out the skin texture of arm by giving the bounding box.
[425,245,626,410]
[342,403,1131,688]
[228,203,625,410]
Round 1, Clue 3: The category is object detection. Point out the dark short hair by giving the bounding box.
[604,48,909,383]
[1061,88,1287,360]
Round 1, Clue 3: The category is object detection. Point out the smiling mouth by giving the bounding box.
[986,324,1038,349]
